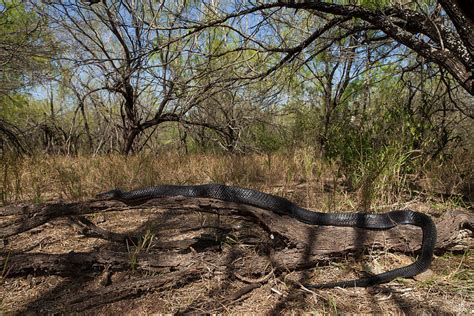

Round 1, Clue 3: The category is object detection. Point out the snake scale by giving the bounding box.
[97,183,436,288]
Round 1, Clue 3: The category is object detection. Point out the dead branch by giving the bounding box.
[1,197,472,254]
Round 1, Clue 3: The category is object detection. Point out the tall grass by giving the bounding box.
[0,148,471,211]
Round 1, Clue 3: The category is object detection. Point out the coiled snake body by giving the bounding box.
[97,184,436,288]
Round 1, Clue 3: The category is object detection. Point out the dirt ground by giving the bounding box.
[1,197,472,315]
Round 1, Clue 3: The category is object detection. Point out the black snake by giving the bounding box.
[96,183,436,288]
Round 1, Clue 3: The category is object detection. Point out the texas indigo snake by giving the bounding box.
[97,183,436,288]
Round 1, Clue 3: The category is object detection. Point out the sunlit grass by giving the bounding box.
[0,149,471,214]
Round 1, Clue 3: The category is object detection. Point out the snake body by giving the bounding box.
[97,183,436,288]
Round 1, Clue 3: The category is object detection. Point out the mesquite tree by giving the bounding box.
[147,0,471,94]
[273,1,473,95]
[0,1,58,154]
[19,0,471,156]
[41,1,243,154]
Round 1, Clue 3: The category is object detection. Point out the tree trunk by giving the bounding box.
[122,128,140,155]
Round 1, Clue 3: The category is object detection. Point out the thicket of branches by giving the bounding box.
[1,0,472,192]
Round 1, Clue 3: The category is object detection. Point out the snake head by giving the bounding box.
[95,189,123,201]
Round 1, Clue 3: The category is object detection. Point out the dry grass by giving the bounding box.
[2,148,471,211]
[0,149,430,208]
[1,149,345,209]
[1,149,472,314]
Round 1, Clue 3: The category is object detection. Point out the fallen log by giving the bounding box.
[19,269,202,314]
[0,250,194,277]
[1,197,472,314]
[1,197,472,255]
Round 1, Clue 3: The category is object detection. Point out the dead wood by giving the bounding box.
[1,197,472,254]
[20,269,202,314]
[1,196,472,314]
[0,250,194,277]
[66,215,234,249]
[0,198,240,238]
